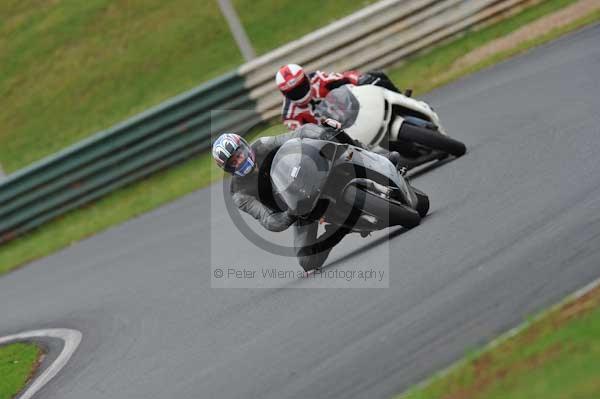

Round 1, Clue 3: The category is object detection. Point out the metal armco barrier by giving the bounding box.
[0,72,260,244]
[0,0,538,244]
[240,0,538,120]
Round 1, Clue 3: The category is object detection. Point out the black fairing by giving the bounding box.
[271,138,411,220]
[270,139,334,216]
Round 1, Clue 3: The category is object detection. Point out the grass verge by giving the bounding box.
[1,2,599,274]
[387,0,586,93]
[0,342,43,399]
[0,0,375,173]
[397,282,600,399]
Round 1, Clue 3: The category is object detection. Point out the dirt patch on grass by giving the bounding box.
[24,348,46,390]
[555,282,600,323]
[439,0,600,83]
[442,343,566,399]
[440,282,600,399]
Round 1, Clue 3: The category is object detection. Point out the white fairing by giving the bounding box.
[344,85,387,146]
[344,85,447,148]
[382,89,447,137]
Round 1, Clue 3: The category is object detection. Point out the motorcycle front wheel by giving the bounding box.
[412,187,430,218]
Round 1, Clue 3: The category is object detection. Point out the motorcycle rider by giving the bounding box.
[276,63,401,130]
[213,124,401,271]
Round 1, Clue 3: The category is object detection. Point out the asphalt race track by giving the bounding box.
[2,24,600,399]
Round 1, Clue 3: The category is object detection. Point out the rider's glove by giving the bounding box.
[268,210,297,232]
[319,120,368,150]
[322,118,342,130]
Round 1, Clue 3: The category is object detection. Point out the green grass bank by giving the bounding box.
[0,342,42,399]
[0,0,375,172]
[397,282,600,399]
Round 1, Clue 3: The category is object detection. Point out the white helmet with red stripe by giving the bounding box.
[275,64,312,105]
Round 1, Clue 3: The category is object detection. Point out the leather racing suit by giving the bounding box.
[230,124,362,271]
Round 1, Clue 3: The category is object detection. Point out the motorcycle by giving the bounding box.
[314,84,466,168]
[270,137,429,235]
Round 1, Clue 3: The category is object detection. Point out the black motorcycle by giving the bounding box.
[270,137,429,234]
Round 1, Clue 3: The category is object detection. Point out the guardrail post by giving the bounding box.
[217,0,256,62]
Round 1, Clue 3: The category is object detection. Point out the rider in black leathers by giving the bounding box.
[214,124,401,271]
[231,124,352,271]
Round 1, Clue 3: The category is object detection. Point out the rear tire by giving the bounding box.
[399,123,466,157]
[343,185,421,228]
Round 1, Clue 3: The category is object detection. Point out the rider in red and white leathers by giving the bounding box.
[276,64,401,130]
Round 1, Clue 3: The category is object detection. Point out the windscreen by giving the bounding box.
[270,139,333,216]
[315,85,360,128]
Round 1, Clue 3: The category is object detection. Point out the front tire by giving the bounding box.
[399,123,466,157]
[343,185,421,229]
[412,187,430,217]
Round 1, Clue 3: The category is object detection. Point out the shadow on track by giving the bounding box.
[324,227,409,269]
[406,157,455,180]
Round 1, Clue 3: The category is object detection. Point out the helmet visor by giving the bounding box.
[284,77,310,102]
[225,146,255,176]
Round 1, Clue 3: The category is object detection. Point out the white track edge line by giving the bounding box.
[0,328,82,399]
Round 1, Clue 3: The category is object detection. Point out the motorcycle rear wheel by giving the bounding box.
[398,123,466,157]
[343,185,421,229]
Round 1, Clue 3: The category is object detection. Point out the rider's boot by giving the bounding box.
[386,151,411,175]
[386,151,401,168]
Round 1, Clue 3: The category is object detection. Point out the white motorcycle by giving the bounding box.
[315,85,466,168]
